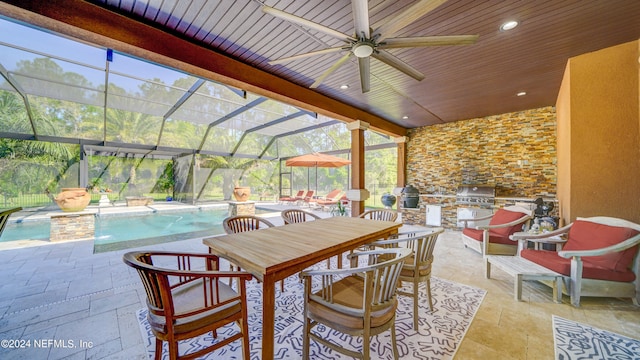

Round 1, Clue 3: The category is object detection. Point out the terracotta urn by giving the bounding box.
[54,188,91,212]
[232,186,251,202]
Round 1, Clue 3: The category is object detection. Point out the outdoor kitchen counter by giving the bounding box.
[402,194,559,229]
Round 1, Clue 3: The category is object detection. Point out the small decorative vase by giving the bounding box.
[233,186,251,202]
[54,188,91,212]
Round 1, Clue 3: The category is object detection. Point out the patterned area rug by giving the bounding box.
[136,272,485,360]
[553,315,640,360]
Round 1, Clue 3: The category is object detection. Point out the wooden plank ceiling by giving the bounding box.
[6,0,640,129]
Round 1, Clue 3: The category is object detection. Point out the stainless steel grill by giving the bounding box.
[455,184,496,205]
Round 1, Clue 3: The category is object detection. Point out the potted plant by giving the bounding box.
[331,201,348,217]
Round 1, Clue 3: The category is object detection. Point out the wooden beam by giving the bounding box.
[0,0,407,137]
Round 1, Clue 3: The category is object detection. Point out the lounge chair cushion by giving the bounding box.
[563,220,640,272]
[521,249,636,282]
[488,209,529,238]
[461,228,516,245]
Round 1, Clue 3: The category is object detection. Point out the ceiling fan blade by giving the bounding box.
[269,47,345,65]
[262,6,355,42]
[378,35,479,49]
[373,0,448,42]
[358,57,370,93]
[310,52,352,88]
[372,50,425,81]
[351,0,370,39]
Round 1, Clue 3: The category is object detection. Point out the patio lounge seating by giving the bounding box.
[516,216,640,307]
[301,190,315,207]
[461,206,533,256]
[279,190,304,204]
[314,189,343,210]
[301,247,412,360]
[123,251,252,360]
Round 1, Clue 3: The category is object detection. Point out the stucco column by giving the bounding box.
[346,120,370,217]
[393,136,407,212]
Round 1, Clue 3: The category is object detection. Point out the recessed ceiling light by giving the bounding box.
[517,91,527,96]
[402,115,409,119]
[500,20,519,31]
[339,84,349,89]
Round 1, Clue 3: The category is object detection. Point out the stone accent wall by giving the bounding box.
[406,106,557,197]
[402,107,558,227]
[50,213,95,241]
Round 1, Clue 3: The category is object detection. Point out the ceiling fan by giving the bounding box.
[262,0,478,93]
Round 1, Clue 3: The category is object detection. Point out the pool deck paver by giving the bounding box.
[0,202,370,359]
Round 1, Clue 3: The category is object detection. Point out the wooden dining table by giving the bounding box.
[202,215,402,360]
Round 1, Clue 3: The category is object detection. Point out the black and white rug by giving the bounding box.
[136,273,485,360]
[553,315,640,360]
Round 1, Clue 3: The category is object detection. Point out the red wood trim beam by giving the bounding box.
[0,0,407,137]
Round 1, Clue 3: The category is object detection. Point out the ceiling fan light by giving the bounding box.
[353,43,374,58]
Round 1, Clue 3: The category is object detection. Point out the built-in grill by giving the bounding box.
[455,184,496,227]
[455,184,496,205]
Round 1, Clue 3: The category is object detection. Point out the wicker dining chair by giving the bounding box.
[300,247,412,360]
[359,209,398,222]
[369,228,445,330]
[123,251,252,360]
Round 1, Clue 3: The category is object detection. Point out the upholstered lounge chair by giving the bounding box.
[123,251,252,360]
[461,206,533,256]
[314,189,343,210]
[516,216,640,307]
[279,190,304,204]
[300,248,412,360]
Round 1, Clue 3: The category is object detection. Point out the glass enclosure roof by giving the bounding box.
[0,17,394,160]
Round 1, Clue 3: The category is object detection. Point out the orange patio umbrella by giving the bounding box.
[285,152,352,168]
[285,153,351,192]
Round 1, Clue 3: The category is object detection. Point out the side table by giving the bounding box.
[485,255,563,303]
[510,231,567,254]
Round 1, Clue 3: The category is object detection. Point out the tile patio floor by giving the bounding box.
[0,203,638,359]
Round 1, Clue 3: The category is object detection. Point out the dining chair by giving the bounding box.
[223,215,275,233]
[369,228,445,330]
[123,251,252,360]
[300,247,412,360]
[359,209,398,222]
[222,215,284,291]
[281,208,330,269]
[281,208,321,224]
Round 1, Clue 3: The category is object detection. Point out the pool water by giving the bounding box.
[0,208,267,252]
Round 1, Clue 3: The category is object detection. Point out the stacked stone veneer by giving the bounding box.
[228,201,256,216]
[403,107,557,227]
[50,213,95,241]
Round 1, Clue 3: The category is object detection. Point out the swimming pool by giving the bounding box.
[0,208,274,252]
